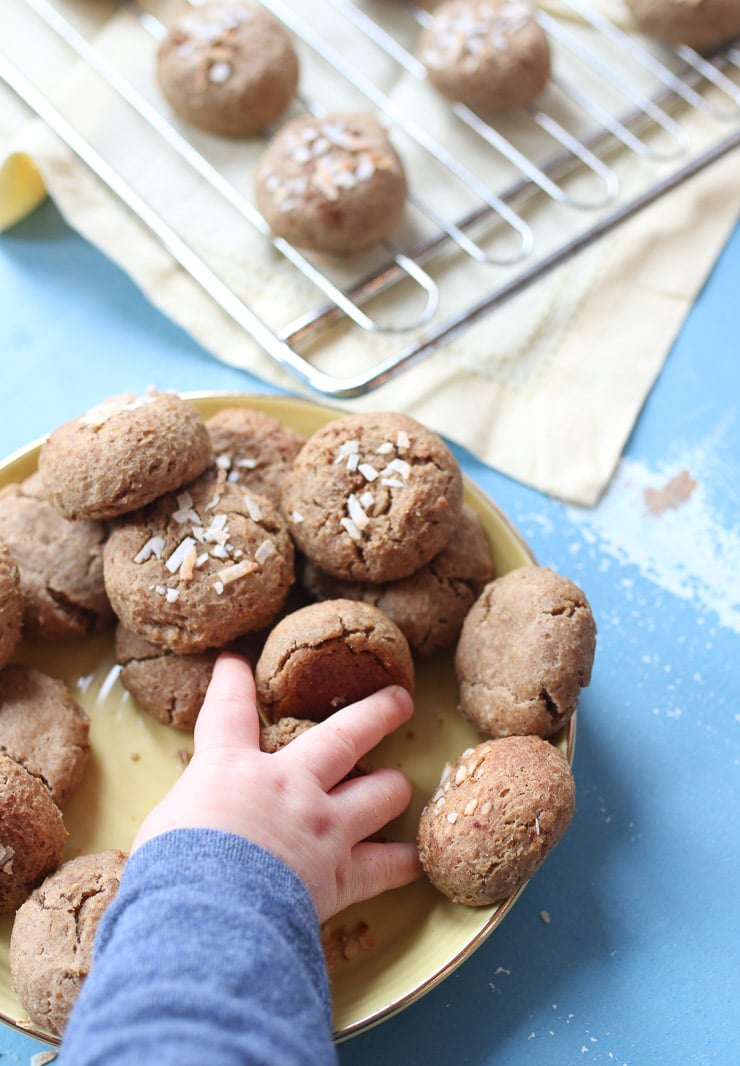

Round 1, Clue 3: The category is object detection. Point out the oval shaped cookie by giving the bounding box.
[0,541,23,668]
[417,735,575,905]
[10,849,126,1036]
[255,112,408,254]
[38,391,214,521]
[255,599,414,723]
[104,473,294,653]
[0,754,67,914]
[0,664,90,808]
[418,0,551,112]
[281,412,463,584]
[0,473,113,641]
[156,1,299,137]
[455,566,596,738]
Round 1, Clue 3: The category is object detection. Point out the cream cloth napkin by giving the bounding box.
[1,0,738,505]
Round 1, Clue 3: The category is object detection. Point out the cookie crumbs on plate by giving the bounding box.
[321,920,375,973]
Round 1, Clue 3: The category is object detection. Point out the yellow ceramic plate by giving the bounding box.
[0,393,574,1044]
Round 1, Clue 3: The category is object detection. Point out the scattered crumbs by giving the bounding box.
[495,965,511,975]
[539,909,551,924]
[528,1032,536,1040]
[321,920,375,973]
[31,1053,58,1066]
[130,752,141,762]
[643,469,697,517]
[175,749,192,769]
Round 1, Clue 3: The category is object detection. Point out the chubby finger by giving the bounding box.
[331,767,413,844]
[286,685,413,791]
[333,841,423,919]
[193,652,260,753]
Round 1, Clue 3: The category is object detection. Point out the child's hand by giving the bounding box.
[131,652,423,923]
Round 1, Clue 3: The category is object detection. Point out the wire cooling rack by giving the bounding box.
[1,0,739,396]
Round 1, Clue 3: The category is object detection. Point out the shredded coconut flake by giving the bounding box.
[358,463,379,482]
[165,536,198,574]
[244,493,263,522]
[255,539,276,564]
[340,516,363,541]
[217,559,258,585]
[165,588,180,603]
[347,494,369,530]
[134,535,166,564]
[291,510,305,523]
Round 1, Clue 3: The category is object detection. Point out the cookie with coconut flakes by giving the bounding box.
[206,407,306,508]
[254,112,408,254]
[624,0,740,50]
[0,542,23,668]
[418,0,551,113]
[156,1,299,137]
[103,472,294,654]
[281,412,463,584]
[0,473,114,642]
[301,501,493,657]
[38,391,213,522]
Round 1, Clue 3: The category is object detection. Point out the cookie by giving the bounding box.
[302,502,493,657]
[418,0,551,112]
[0,664,90,808]
[206,406,305,507]
[0,754,67,913]
[255,599,414,723]
[156,1,299,137]
[38,391,213,521]
[417,734,575,905]
[254,112,408,254]
[0,473,113,642]
[10,849,126,1036]
[455,566,596,739]
[0,542,23,668]
[281,412,463,584]
[104,472,294,653]
[624,0,740,50]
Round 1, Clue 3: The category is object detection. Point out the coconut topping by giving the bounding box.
[78,392,157,428]
[422,2,534,70]
[330,429,417,543]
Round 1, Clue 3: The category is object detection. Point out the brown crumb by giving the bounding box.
[175,749,192,768]
[321,920,375,973]
[644,469,697,516]
[130,752,141,762]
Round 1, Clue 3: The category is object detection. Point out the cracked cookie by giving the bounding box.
[104,472,294,654]
[301,502,493,657]
[0,473,114,642]
[254,112,408,254]
[0,664,90,809]
[206,406,306,507]
[624,0,740,50]
[455,566,596,738]
[255,599,414,723]
[10,849,126,1036]
[418,0,551,113]
[38,390,213,522]
[157,1,299,137]
[281,412,463,584]
[0,542,23,668]
[417,734,575,905]
[0,754,67,914]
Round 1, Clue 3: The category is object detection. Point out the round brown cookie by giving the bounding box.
[206,407,305,507]
[455,566,596,739]
[38,391,213,521]
[0,754,67,913]
[10,849,126,1036]
[0,542,23,668]
[281,412,463,584]
[254,112,408,254]
[417,734,575,905]
[255,599,414,723]
[156,1,299,137]
[104,472,294,654]
[624,0,740,50]
[418,0,551,113]
[302,502,493,657]
[0,664,90,808]
[0,473,114,642]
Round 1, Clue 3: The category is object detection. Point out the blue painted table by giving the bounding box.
[1,199,738,1066]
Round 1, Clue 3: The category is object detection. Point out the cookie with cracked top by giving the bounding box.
[0,541,23,668]
[103,471,294,654]
[0,664,90,809]
[0,473,113,642]
[156,0,299,137]
[301,502,493,657]
[38,390,213,521]
[10,849,126,1036]
[254,112,408,254]
[255,598,414,723]
[281,412,463,584]
[417,734,575,905]
[455,566,596,738]
[624,0,740,50]
[418,0,551,113]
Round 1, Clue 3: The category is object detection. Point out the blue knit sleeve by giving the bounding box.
[57,829,338,1066]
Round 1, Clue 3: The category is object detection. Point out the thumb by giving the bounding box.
[193,652,261,753]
